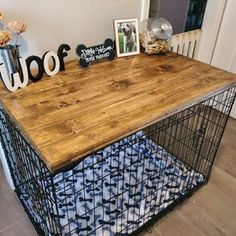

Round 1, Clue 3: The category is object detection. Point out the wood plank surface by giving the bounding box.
[0,53,236,172]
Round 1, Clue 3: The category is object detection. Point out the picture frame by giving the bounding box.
[113,18,140,57]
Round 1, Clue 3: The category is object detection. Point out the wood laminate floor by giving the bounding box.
[0,118,235,236]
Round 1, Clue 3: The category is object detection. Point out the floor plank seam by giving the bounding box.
[0,216,27,233]
[177,209,207,236]
[214,166,236,182]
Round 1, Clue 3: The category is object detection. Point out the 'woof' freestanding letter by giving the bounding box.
[0,44,71,92]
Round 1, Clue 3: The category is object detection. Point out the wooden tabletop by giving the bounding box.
[0,53,236,172]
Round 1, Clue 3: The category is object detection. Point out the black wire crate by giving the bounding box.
[0,86,235,236]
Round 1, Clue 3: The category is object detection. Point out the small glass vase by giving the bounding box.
[0,44,21,80]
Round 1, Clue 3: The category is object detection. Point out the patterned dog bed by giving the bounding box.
[20,132,204,235]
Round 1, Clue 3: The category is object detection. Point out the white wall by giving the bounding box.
[198,0,236,119]
[211,0,236,73]
[210,0,236,119]
[0,0,142,60]
[198,0,227,64]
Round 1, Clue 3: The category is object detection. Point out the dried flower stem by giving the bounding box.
[15,33,19,45]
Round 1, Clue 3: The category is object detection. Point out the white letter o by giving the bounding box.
[43,51,60,76]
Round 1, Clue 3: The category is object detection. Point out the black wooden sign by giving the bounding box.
[76,38,116,68]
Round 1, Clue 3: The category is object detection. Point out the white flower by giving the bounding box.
[7,21,27,34]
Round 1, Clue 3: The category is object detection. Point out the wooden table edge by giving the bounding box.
[1,82,235,173]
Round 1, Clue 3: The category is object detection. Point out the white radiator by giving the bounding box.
[171,29,202,59]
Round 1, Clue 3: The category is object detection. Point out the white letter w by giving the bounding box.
[0,58,29,92]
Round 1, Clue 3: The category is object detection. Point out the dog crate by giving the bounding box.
[0,86,235,236]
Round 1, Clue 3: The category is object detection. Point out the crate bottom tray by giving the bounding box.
[19,132,204,235]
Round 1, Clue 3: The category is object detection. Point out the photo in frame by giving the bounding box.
[113,18,140,57]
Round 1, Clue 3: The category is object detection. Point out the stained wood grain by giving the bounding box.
[0,53,236,172]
